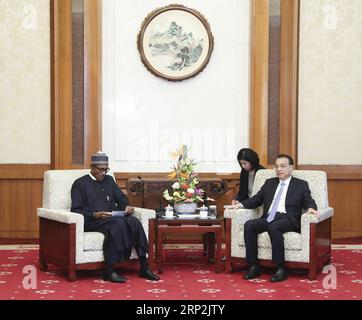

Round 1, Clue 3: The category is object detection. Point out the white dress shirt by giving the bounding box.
[269,176,292,214]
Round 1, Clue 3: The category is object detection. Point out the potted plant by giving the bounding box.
[163,145,214,214]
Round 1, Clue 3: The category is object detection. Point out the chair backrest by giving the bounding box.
[252,169,329,209]
[42,169,115,209]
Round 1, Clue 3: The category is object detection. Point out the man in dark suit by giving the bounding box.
[233,154,319,282]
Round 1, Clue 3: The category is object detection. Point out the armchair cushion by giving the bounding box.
[83,232,104,251]
[240,231,301,250]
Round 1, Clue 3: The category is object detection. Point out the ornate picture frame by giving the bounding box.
[137,4,214,82]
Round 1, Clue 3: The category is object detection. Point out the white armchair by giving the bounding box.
[225,169,333,279]
[37,170,155,281]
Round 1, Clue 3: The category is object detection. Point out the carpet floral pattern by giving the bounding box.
[0,245,361,300]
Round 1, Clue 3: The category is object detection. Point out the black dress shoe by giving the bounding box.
[243,265,261,280]
[102,271,127,283]
[139,268,160,281]
[270,268,288,282]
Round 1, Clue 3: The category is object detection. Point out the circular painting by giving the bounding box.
[137,4,214,81]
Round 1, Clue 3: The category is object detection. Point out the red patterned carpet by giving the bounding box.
[0,245,362,300]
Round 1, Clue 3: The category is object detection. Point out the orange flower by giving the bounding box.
[179,172,189,179]
[167,171,177,179]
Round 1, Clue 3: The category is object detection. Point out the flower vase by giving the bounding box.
[174,202,197,215]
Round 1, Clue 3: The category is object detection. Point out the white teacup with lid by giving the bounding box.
[165,205,174,218]
[199,205,208,218]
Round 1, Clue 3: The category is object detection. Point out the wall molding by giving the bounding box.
[0,164,50,180]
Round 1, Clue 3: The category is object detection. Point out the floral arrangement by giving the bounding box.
[163,145,214,204]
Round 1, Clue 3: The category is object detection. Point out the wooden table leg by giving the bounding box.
[202,234,208,257]
[215,228,222,273]
[207,232,215,262]
[148,219,155,268]
[157,228,164,274]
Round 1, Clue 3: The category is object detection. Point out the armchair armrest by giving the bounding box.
[301,207,334,224]
[37,208,84,226]
[224,208,259,224]
[133,207,156,222]
[132,207,156,240]
[38,208,85,261]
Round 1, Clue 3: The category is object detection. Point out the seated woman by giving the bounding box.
[232,148,264,206]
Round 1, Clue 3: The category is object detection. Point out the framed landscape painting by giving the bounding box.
[137,4,214,82]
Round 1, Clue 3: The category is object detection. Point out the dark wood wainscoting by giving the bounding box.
[0,165,49,238]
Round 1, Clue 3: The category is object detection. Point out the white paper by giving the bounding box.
[112,211,125,217]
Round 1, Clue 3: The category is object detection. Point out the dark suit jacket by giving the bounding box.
[241,176,317,230]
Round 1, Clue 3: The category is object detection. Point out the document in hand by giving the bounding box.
[112,211,125,217]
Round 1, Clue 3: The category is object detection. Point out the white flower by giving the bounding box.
[172,182,180,189]
[163,190,173,201]
[187,188,195,194]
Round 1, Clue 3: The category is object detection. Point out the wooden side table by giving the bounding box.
[148,217,223,273]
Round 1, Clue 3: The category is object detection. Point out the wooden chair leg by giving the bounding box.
[207,232,215,262]
[225,262,232,273]
[39,259,48,272]
[68,267,77,282]
[225,218,232,273]
[308,265,317,280]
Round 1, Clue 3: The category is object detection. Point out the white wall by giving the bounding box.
[102,0,251,173]
[0,0,50,164]
[298,0,362,165]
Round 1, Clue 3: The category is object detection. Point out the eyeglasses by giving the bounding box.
[95,166,110,173]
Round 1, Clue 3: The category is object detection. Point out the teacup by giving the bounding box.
[199,208,208,219]
[165,208,174,218]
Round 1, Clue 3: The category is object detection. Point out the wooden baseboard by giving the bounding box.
[0,232,38,238]
[0,238,39,244]
[332,230,362,239]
